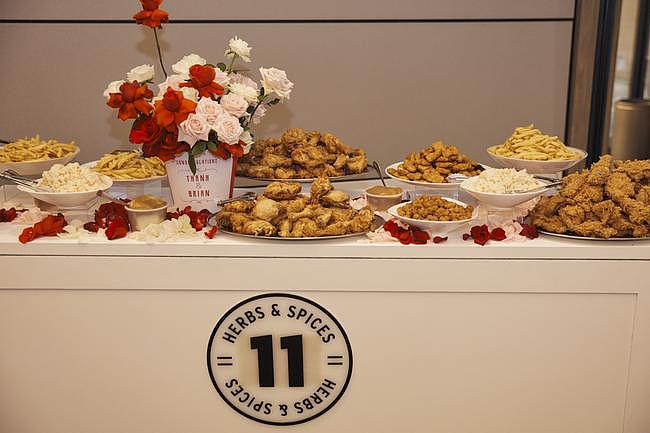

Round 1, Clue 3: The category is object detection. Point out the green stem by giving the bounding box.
[227,55,236,74]
[153,27,168,79]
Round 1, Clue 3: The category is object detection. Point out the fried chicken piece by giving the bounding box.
[534,194,567,216]
[261,152,293,169]
[423,169,445,183]
[263,181,302,200]
[615,159,650,182]
[591,200,620,223]
[310,175,333,204]
[560,172,587,198]
[246,165,275,179]
[279,196,308,213]
[585,154,612,185]
[333,154,348,170]
[277,218,293,237]
[573,185,604,204]
[318,221,350,236]
[282,128,307,145]
[531,213,569,234]
[349,207,374,232]
[288,204,318,222]
[621,197,650,224]
[305,131,321,146]
[251,197,283,222]
[222,200,255,213]
[217,212,253,232]
[291,217,320,237]
[242,219,277,236]
[329,207,356,223]
[323,164,345,177]
[558,204,586,228]
[314,208,333,227]
[290,146,325,169]
[605,171,636,203]
[274,167,297,179]
[571,220,618,239]
[321,133,352,155]
[636,186,650,204]
[321,190,350,207]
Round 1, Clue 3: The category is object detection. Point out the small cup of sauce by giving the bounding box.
[125,194,168,230]
[365,185,403,211]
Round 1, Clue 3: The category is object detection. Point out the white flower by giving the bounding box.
[157,74,186,95]
[181,87,199,102]
[126,64,154,83]
[228,72,258,90]
[225,36,252,63]
[215,69,230,87]
[229,82,259,104]
[178,113,211,147]
[220,93,249,117]
[172,53,207,79]
[259,67,293,100]
[251,104,268,125]
[240,130,253,154]
[195,97,227,128]
[103,80,125,98]
[215,114,244,145]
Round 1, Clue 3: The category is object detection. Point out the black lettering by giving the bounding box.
[296,308,308,320]
[317,386,330,398]
[244,310,257,324]
[222,332,237,343]
[294,401,303,414]
[279,404,288,416]
[310,317,322,329]
[305,312,313,325]
[225,378,238,388]
[322,378,336,390]
[255,306,265,319]
[310,392,323,404]
[287,305,296,318]
[238,391,250,403]
[264,403,272,415]
[302,398,314,410]
[228,323,241,336]
[317,324,330,336]
[230,385,244,396]
[253,400,264,412]
[235,317,248,329]
[321,333,335,343]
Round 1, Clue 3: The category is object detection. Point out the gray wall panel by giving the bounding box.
[0,0,574,20]
[0,22,571,166]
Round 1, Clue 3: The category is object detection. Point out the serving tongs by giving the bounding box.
[207,191,257,227]
[0,169,52,192]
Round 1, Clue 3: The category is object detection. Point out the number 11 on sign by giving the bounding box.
[250,334,304,388]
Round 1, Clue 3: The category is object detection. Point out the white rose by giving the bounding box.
[172,53,207,79]
[229,82,259,104]
[215,114,244,145]
[251,104,268,125]
[228,73,258,90]
[103,80,125,98]
[178,113,211,147]
[224,36,252,63]
[220,93,249,117]
[181,87,199,102]
[259,67,293,100]
[195,97,227,127]
[157,74,186,95]
[126,64,154,83]
[215,69,230,87]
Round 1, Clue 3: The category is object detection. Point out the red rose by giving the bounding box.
[133,0,169,29]
[130,115,163,145]
[470,224,490,246]
[179,65,224,99]
[490,227,507,241]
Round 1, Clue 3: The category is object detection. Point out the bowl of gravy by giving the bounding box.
[125,194,168,230]
[365,185,404,211]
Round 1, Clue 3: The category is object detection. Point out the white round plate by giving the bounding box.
[539,230,650,241]
[0,147,80,176]
[17,175,113,208]
[486,146,587,174]
[82,160,166,184]
[459,178,552,208]
[387,198,476,235]
[385,162,483,190]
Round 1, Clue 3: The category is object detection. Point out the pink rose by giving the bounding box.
[195,97,226,127]
[178,113,210,146]
[228,72,258,90]
[157,74,185,95]
[215,114,244,145]
[220,93,249,117]
[215,69,230,87]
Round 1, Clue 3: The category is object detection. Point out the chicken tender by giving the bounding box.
[310,175,333,204]
[321,190,350,207]
[222,200,255,213]
[263,181,302,200]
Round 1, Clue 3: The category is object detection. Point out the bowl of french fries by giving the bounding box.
[487,124,587,173]
[0,135,80,176]
[83,149,166,184]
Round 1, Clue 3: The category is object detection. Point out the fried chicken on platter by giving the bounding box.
[531,155,650,238]
[237,128,367,179]
[216,176,374,238]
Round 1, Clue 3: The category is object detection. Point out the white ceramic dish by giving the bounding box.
[486,146,587,174]
[81,160,166,184]
[384,162,465,190]
[387,198,476,235]
[459,178,552,208]
[0,147,80,176]
[126,204,168,231]
[17,175,113,208]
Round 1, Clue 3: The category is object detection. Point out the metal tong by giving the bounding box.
[0,170,51,192]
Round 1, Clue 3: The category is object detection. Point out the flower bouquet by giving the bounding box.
[104,0,293,210]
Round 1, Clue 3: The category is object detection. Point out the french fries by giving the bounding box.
[489,124,582,161]
[0,135,77,162]
[92,150,166,180]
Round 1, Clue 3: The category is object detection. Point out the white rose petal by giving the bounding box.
[126,64,154,83]
[181,87,199,102]
[228,72,258,90]
[195,97,227,128]
[172,53,207,79]
[220,93,249,118]
[178,113,211,147]
[215,114,244,145]
[157,74,186,96]
[103,80,125,98]
[215,69,230,87]
[229,82,259,104]
[259,67,294,100]
[240,130,253,154]
[225,36,252,62]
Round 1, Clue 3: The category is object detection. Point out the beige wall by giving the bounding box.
[0,2,574,168]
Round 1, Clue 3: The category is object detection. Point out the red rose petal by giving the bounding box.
[490,227,507,241]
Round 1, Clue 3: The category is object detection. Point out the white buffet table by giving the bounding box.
[1,184,650,433]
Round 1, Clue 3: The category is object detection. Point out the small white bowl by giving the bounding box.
[126,204,168,231]
[0,147,80,176]
[459,178,550,208]
[17,175,113,208]
[486,146,586,174]
[387,198,476,235]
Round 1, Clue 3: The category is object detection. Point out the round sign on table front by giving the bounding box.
[206,293,353,425]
